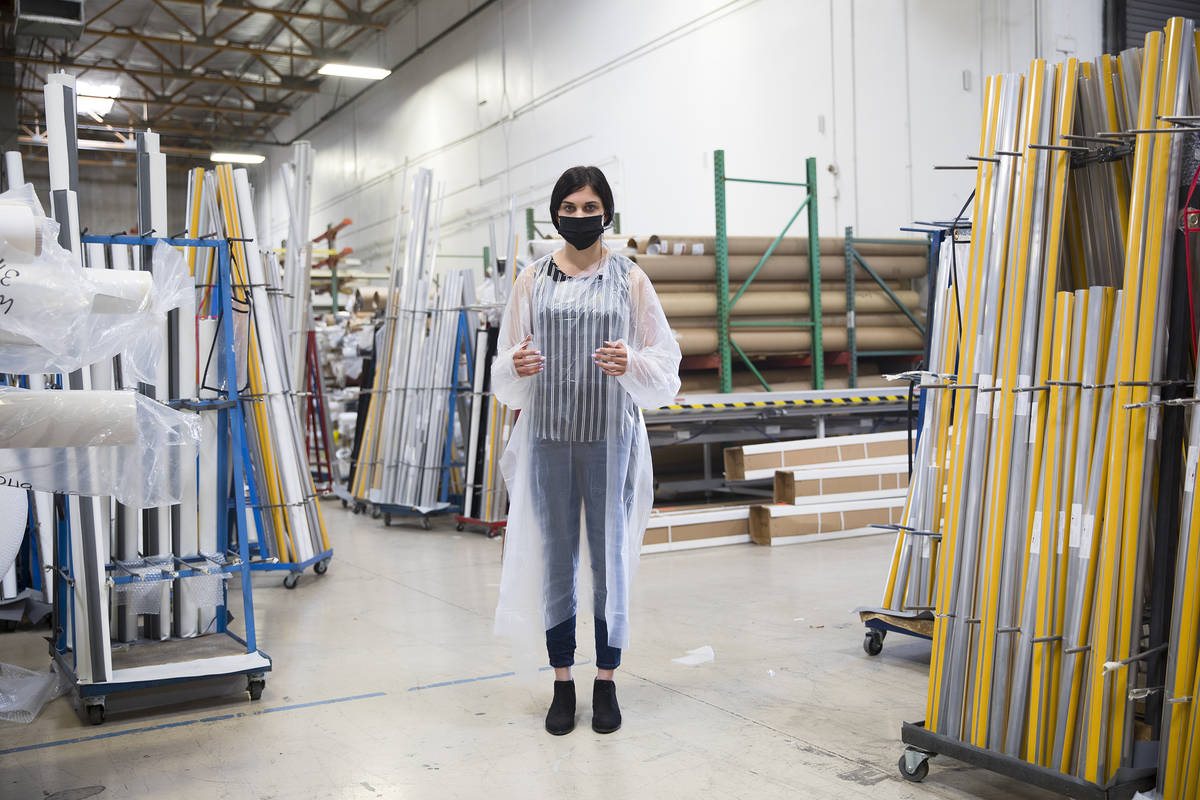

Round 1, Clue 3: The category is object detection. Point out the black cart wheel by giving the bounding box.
[314,558,329,575]
[898,752,929,783]
[248,678,265,701]
[383,512,392,526]
[86,703,105,726]
[283,572,300,590]
[371,507,381,520]
[456,522,465,532]
[341,499,348,509]
[421,516,432,531]
[864,630,885,656]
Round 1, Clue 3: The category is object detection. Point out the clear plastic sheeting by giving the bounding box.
[0,185,191,383]
[180,573,229,608]
[0,662,67,723]
[491,250,681,671]
[0,387,202,508]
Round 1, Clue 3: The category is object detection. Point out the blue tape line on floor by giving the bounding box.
[407,661,592,692]
[0,691,387,756]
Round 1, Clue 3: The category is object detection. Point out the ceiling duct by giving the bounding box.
[14,0,85,41]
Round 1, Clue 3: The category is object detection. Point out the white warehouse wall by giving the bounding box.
[260,0,1102,276]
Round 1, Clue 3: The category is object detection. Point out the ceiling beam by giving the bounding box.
[164,0,387,29]
[5,86,290,117]
[19,119,283,148]
[81,26,331,62]
[4,55,321,93]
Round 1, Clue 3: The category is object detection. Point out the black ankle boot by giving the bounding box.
[545,680,576,735]
[592,679,621,733]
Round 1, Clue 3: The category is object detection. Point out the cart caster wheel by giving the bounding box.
[383,513,392,526]
[314,558,329,575]
[456,522,464,532]
[421,516,432,531]
[341,499,348,509]
[898,751,929,783]
[248,678,265,701]
[86,703,105,726]
[283,572,300,590]
[864,630,884,656]
[371,507,381,519]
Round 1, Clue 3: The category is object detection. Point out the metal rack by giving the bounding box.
[56,234,272,724]
[713,149,823,392]
[898,721,1154,796]
[853,223,963,654]
[842,226,932,387]
[372,307,476,530]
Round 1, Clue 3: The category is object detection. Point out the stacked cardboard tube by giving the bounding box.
[626,235,928,360]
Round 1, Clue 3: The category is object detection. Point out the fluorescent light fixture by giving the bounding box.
[318,63,391,80]
[210,152,265,165]
[76,81,120,117]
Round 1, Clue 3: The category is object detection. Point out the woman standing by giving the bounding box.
[492,166,681,735]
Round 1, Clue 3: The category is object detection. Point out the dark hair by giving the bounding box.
[549,166,614,227]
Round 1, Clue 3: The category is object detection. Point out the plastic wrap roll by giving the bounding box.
[0,202,42,258]
[0,206,191,381]
[633,253,927,282]
[0,387,201,508]
[86,269,153,313]
[658,289,922,317]
[0,389,139,447]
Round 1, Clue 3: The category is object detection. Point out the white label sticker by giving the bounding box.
[847,310,856,329]
[1148,406,1160,441]
[1069,503,1083,549]
[1057,510,1068,555]
[1031,511,1043,554]
[1015,374,1032,416]
[692,243,705,255]
[977,374,993,414]
[673,242,686,256]
[1029,400,1040,443]
[1081,513,1096,551]
[1188,445,1199,488]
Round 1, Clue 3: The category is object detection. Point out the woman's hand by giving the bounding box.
[513,334,544,377]
[594,340,628,376]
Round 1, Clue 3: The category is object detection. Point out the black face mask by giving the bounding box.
[555,214,606,250]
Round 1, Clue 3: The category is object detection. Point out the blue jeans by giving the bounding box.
[546,615,621,671]
[532,438,622,670]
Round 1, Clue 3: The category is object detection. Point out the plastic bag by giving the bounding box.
[0,661,68,724]
[0,185,192,383]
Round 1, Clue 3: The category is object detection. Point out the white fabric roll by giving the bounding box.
[0,389,139,448]
[0,202,41,257]
[0,485,28,588]
[86,270,153,314]
[4,152,24,190]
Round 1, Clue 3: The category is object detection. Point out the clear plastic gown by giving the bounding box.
[492,251,680,668]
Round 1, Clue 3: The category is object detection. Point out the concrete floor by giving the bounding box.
[0,499,1056,800]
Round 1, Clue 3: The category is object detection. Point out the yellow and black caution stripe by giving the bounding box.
[656,394,907,412]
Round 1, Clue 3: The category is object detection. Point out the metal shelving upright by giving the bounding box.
[712,149,823,392]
